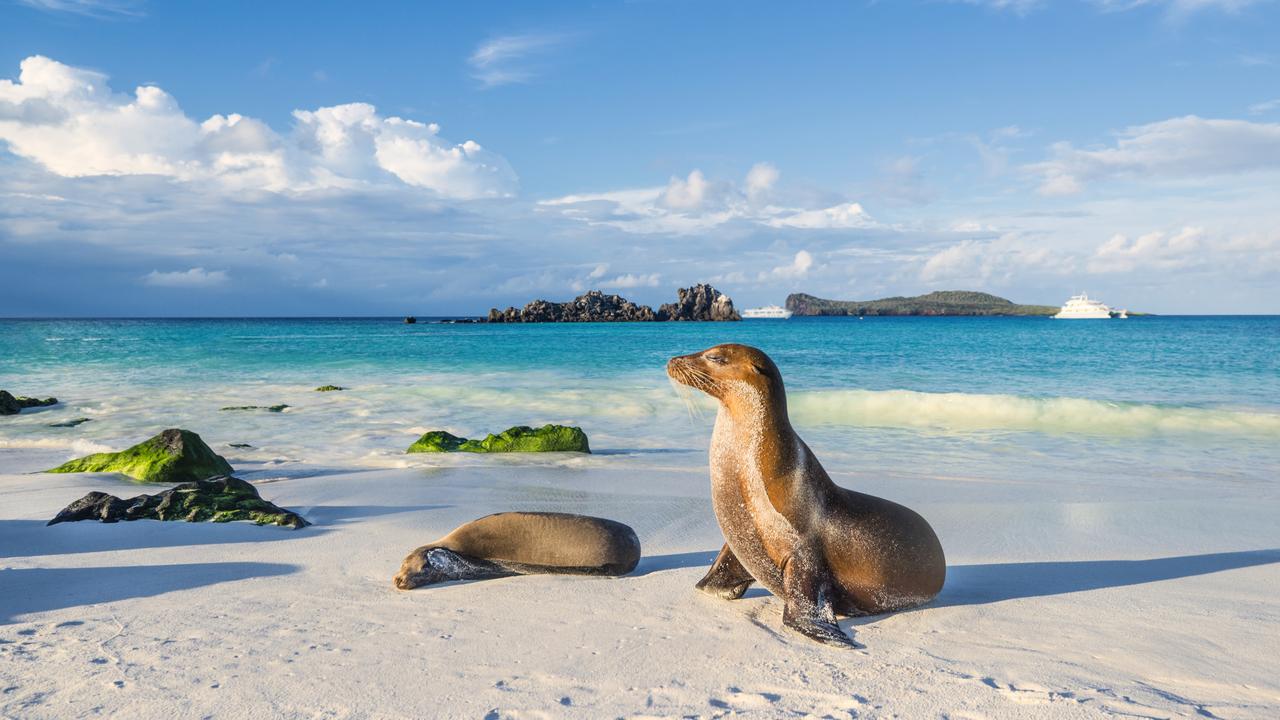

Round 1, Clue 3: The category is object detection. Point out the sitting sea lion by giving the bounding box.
[394,511,641,590]
[668,343,945,647]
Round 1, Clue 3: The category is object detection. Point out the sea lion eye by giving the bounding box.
[705,354,727,364]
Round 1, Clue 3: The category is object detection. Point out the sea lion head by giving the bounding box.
[393,547,455,590]
[666,343,785,406]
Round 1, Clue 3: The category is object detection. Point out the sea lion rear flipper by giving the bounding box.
[780,551,860,648]
[695,544,756,600]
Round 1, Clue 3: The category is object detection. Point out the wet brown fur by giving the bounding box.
[394,512,641,590]
[668,343,945,646]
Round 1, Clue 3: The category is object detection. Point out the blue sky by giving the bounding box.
[1,0,1278,315]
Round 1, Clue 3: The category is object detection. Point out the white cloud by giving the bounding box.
[766,202,873,229]
[1249,98,1280,115]
[0,56,516,199]
[468,34,567,88]
[920,234,1067,284]
[662,169,709,210]
[744,162,779,200]
[16,0,143,17]
[541,166,875,234]
[143,267,228,288]
[599,272,662,289]
[1088,226,1205,273]
[765,250,815,280]
[1028,115,1280,195]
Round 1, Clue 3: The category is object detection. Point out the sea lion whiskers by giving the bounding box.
[668,375,705,422]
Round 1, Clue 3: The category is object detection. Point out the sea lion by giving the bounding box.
[394,511,641,590]
[668,343,945,647]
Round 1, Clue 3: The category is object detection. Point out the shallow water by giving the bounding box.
[2,316,1277,491]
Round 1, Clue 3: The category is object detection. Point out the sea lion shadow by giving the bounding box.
[630,550,720,577]
[592,448,701,456]
[931,549,1280,608]
[0,562,299,624]
[301,504,452,524]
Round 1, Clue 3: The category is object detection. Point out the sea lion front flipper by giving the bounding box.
[695,544,756,600]
[780,551,860,648]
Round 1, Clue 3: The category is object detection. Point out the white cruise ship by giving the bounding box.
[1052,293,1124,319]
[742,304,793,319]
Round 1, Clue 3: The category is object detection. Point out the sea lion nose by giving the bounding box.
[666,356,687,376]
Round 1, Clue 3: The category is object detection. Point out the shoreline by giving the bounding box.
[4,460,1278,718]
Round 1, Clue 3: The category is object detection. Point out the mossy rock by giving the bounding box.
[407,424,590,454]
[220,404,289,412]
[45,428,233,483]
[47,476,308,529]
[1,390,58,416]
[314,385,345,392]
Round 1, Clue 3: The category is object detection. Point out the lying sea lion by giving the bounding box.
[668,343,945,647]
[394,511,641,590]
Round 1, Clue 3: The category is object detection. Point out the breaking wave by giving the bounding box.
[787,389,1280,438]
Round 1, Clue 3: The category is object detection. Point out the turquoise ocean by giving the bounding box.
[2,316,1278,496]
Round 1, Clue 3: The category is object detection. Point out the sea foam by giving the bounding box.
[787,389,1280,438]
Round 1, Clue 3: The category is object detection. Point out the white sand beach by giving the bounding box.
[3,445,1277,719]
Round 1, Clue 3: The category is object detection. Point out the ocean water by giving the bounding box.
[2,316,1278,498]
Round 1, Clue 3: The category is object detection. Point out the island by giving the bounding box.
[488,283,740,322]
[785,290,1060,317]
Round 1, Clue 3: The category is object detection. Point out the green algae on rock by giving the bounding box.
[45,428,234,483]
[407,424,590,454]
[314,385,345,392]
[220,404,289,412]
[0,390,58,415]
[47,476,309,529]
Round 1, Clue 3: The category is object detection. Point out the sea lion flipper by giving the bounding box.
[780,552,860,648]
[695,544,756,600]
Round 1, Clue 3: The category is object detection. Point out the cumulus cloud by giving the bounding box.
[920,234,1068,284]
[0,55,516,199]
[143,267,228,288]
[765,202,873,230]
[662,169,710,210]
[540,165,875,234]
[766,250,815,280]
[599,272,662,289]
[744,162,779,201]
[1088,227,1206,273]
[1028,115,1280,195]
[468,33,567,88]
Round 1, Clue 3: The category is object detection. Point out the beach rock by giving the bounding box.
[408,424,590,454]
[657,283,741,321]
[47,476,309,529]
[508,291,657,323]
[220,404,289,412]
[315,385,345,392]
[45,428,234,483]
[487,285,738,323]
[48,417,92,428]
[0,390,58,415]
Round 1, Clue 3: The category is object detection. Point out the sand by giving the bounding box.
[2,446,1278,719]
